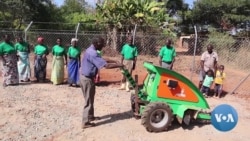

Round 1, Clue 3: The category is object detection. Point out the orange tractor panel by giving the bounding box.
[157,73,199,103]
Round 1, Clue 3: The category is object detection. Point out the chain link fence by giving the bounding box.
[181,35,250,96]
[1,22,250,96]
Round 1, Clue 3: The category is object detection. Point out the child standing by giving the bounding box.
[214,65,226,98]
[200,69,214,98]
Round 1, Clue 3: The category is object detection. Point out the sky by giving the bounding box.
[54,0,195,8]
[53,0,96,7]
[185,0,195,8]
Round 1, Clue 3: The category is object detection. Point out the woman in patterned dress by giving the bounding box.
[0,34,19,87]
[33,37,49,83]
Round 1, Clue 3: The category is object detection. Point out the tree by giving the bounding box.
[191,0,250,29]
[59,0,97,30]
[154,0,191,35]
[166,0,184,16]
[0,0,62,30]
[96,0,172,49]
[0,0,31,29]
[31,2,65,29]
[61,0,87,14]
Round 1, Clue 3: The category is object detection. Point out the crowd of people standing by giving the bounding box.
[0,35,99,87]
[0,34,226,130]
[0,34,176,88]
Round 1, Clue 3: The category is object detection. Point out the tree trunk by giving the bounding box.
[111,27,118,50]
[106,26,112,48]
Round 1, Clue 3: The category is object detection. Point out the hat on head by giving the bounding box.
[71,38,78,43]
[37,37,44,43]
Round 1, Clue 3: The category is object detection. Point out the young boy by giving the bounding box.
[119,36,138,92]
[158,38,176,70]
[200,69,214,98]
[213,65,226,98]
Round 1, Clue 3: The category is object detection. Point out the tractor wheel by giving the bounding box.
[141,102,173,132]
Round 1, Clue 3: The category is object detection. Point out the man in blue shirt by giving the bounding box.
[80,36,123,129]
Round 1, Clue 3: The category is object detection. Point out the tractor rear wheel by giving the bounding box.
[141,102,173,132]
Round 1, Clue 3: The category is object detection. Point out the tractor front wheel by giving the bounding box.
[141,102,173,132]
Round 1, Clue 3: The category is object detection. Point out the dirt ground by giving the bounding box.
[0,46,250,141]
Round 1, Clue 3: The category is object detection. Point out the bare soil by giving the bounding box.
[0,48,250,141]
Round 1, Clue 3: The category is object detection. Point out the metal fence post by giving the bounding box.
[24,21,33,41]
[190,25,198,81]
[132,24,137,45]
[132,24,138,80]
[75,22,80,39]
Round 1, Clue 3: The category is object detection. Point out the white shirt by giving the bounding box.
[201,51,218,72]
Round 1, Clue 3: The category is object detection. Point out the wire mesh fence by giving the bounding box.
[180,35,250,96]
[1,23,250,96]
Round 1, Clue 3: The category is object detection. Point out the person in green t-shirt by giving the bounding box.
[51,38,67,85]
[97,50,102,56]
[34,36,49,83]
[119,36,138,92]
[15,36,31,82]
[67,38,81,87]
[158,38,176,70]
[200,69,214,98]
[0,34,19,87]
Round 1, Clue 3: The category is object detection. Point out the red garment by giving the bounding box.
[94,75,100,84]
[37,37,44,44]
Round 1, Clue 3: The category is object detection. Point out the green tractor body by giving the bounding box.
[121,62,211,132]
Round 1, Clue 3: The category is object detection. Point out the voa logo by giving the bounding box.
[211,104,238,132]
[214,113,235,123]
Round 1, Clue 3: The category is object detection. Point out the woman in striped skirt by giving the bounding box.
[0,35,19,87]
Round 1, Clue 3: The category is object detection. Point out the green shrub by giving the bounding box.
[203,31,236,53]
[203,31,250,72]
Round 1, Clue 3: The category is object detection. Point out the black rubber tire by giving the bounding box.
[141,102,173,132]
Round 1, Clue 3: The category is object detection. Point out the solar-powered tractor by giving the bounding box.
[121,62,211,132]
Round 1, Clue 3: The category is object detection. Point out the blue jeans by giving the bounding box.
[201,85,210,96]
[214,83,223,96]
